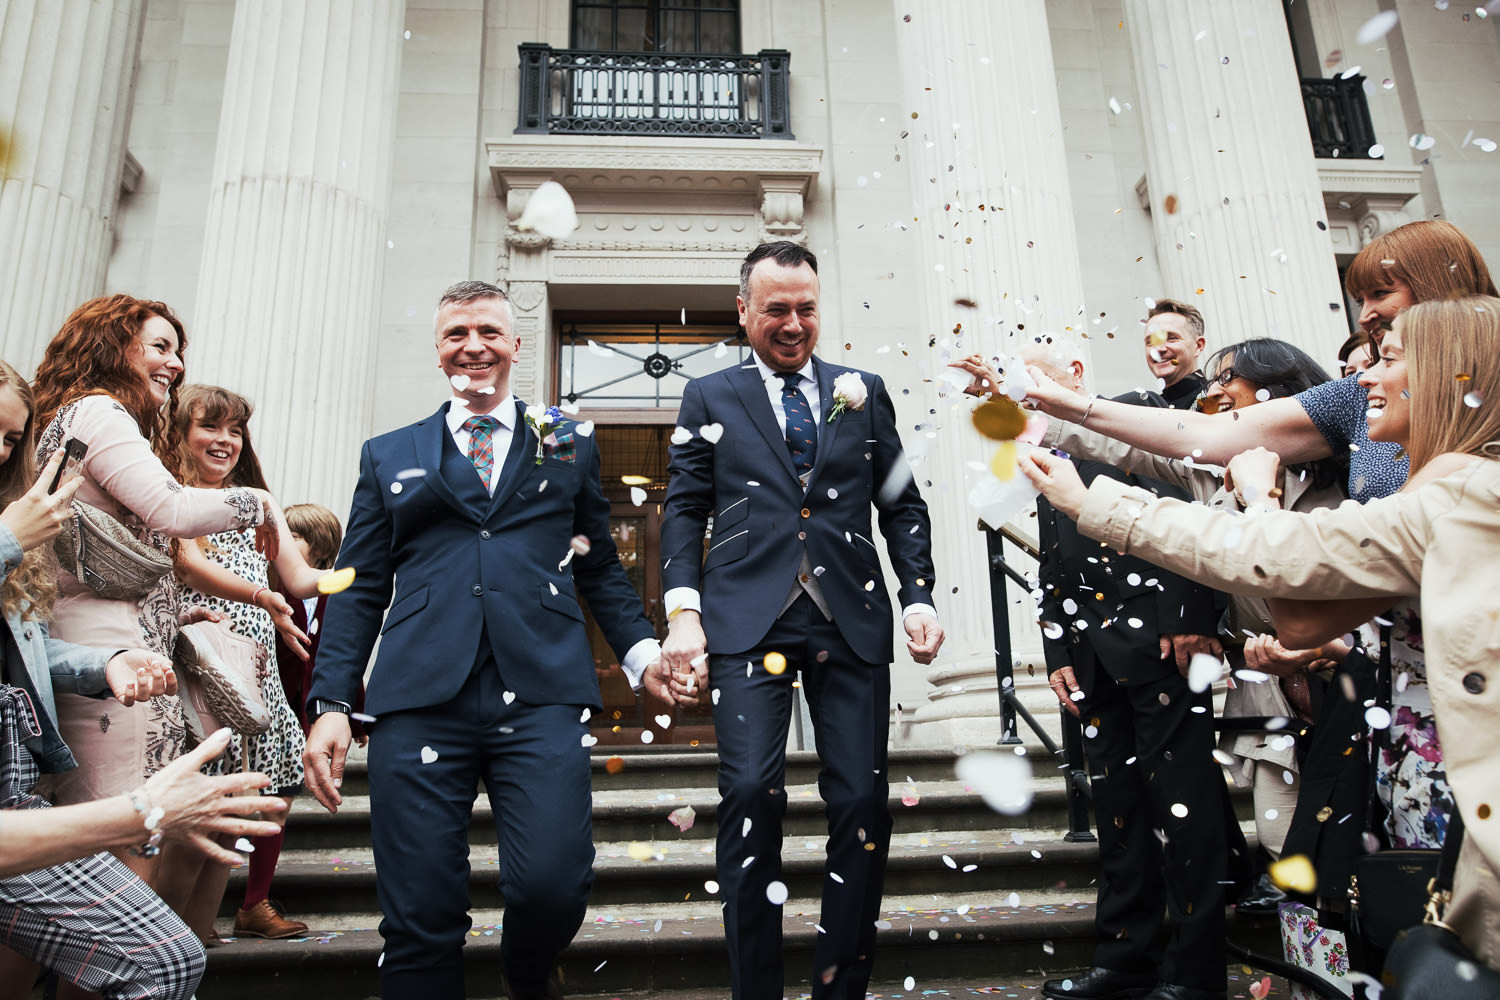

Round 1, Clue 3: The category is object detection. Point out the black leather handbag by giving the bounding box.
[1382,813,1500,998]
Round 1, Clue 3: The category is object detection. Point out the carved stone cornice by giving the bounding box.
[1317,160,1424,245]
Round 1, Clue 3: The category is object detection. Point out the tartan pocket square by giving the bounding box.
[544,430,577,463]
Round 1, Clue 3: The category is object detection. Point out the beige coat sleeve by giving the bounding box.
[1043,417,1220,501]
[1071,467,1482,601]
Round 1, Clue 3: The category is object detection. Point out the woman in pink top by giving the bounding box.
[30,295,277,888]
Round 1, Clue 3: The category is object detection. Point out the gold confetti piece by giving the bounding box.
[605,756,626,775]
[972,396,1027,440]
[1163,194,1179,214]
[1269,854,1317,893]
[764,651,788,675]
[990,441,1018,481]
[626,842,656,861]
[317,567,356,594]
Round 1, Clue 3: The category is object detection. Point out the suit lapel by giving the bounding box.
[420,404,471,520]
[486,400,535,517]
[810,357,847,486]
[729,364,797,481]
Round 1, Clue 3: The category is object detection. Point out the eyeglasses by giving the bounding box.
[1207,366,1241,389]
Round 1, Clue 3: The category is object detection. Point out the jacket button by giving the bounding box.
[800,507,811,518]
[1463,672,1486,694]
[472,585,483,596]
[799,574,810,583]
[797,531,806,540]
[480,530,491,539]
[22,630,31,641]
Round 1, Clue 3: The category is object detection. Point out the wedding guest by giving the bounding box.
[30,296,277,897]
[1021,295,1500,975]
[275,503,344,735]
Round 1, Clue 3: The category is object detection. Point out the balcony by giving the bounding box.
[515,43,794,140]
[1301,74,1379,159]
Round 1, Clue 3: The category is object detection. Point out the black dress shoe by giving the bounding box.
[1141,985,1227,1000]
[1041,967,1157,999]
[501,973,563,1000]
[1235,872,1288,914]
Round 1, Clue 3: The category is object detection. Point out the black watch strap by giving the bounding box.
[312,698,352,717]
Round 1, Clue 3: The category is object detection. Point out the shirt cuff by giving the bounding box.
[902,603,937,623]
[664,587,701,619]
[620,637,663,692]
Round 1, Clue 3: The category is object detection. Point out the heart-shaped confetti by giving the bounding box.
[503,691,516,704]
[234,837,255,853]
[654,714,673,728]
[420,746,439,764]
[449,374,471,391]
[630,487,647,506]
[670,426,693,445]
[699,423,724,444]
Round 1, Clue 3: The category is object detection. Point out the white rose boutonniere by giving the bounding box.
[828,372,868,424]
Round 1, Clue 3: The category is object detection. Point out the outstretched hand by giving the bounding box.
[1019,450,1088,519]
[141,728,287,864]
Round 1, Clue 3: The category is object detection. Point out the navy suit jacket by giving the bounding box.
[310,401,655,716]
[660,357,935,664]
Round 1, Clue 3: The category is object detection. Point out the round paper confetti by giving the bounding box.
[764,651,787,675]
[766,881,789,905]
[317,568,356,594]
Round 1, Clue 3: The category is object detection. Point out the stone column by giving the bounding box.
[894,0,1088,745]
[1124,0,1347,358]
[0,0,145,368]
[191,0,402,509]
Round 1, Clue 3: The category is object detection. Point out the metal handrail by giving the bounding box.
[516,43,794,139]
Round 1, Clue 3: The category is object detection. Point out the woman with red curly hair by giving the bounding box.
[30,295,283,894]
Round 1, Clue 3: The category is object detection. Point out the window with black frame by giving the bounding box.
[571,0,740,53]
[559,322,748,408]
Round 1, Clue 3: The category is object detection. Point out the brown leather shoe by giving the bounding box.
[233,899,309,939]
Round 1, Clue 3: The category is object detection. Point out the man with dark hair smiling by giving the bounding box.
[1143,298,1207,409]
[659,241,942,1000]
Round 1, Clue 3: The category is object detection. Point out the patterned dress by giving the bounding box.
[180,529,305,794]
[35,396,263,805]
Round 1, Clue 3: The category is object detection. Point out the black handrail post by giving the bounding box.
[983,527,1021,746]
[516,43,551,134]
[759,49,794,139]
[1059,706,1096,842]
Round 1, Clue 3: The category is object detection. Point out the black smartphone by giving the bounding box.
[49,439,88,494]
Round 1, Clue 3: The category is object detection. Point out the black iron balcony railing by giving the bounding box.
[516,43,794,140]
[1301,73,1379,159]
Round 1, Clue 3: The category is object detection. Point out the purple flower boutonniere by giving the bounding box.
[524,405,565,465]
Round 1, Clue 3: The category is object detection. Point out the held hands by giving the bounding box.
[661,611,709,708]
[904,612,944,664]
[104,650,178,706]
[1019,450,1089,519]
[139,728,286,864]
[303,711,352,814]
[0,449,85,552]
[641,658,675,703]
[1225,447,1284,508]
[1048,665,1083,717]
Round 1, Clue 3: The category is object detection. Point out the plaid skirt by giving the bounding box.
[0,685,204,999]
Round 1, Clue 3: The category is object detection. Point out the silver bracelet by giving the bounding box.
[1079,398,1097,425]
[127,788,165,858]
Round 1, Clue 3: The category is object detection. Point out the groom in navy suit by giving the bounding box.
[660,242,944,1000]
[303,280,669,1000]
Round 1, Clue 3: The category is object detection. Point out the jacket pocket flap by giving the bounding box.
[539,582,584,621]
[713,496,750,530]
[381,585,429,634]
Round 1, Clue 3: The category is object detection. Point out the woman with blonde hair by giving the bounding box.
[1022,294,1500,974]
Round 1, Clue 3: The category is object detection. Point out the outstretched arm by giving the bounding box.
[1024,365,1334,467]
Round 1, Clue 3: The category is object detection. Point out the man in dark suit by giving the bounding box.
[658,242,944,1000]
[1025,338,1233,1000]
[303,280,670,1000]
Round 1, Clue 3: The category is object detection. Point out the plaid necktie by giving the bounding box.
[779,372,817,478]
[461,415,500,487]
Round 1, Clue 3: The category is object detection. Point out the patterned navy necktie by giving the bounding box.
[779,372,817,478]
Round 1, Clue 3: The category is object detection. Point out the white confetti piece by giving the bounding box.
[671,426,693,445]
[515,181,577,239]
[389,481,403,495]
[699,423,725,444]
[766,881,789,905]
[1365,706,1392,730]
[1171,802,1189,818]
[420,746,439,764]
[396,468,427,480]
[955,750,1034,815]
[1356,10,1399,45]
[235,837,255,853]
[503,691,516,704]
[904,977,916,991]
[575,420,595,437]
[449,374,470,391]
[1188,653,1225,693]
[630,487,647,506]
[581,734,598,747]
[704,879,719,893]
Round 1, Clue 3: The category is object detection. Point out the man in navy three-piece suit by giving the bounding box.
[303,280,670,1000]
[660,242,944,1000]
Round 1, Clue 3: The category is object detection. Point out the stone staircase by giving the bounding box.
[202,743,1279,999]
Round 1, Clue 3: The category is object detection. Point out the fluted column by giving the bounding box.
[192,0,402,508]
[0,0,145,368]
[894,0,1086,744]
[1125,0,1346,356]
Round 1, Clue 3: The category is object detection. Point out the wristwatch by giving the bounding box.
[312,699,352,718]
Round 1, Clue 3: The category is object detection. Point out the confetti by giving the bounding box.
[699,423,725,444]
[904,977,916,990]
[630,487,647,506]
[420,746,439,764]
[766,881,789,905]
[1355,10,1399,44]
[317,567,356,594]
[764,651,787,675]
[667,805,696,831]
[449,374,470,391]
[515,180,577,239]
[626,842,655,861]
[1269,854,1317,893]
[234,837,255,853]
[671,426,693,445]
[1187,653,1224,693]
[1464,390,1485,407]
[955,750,1034,815]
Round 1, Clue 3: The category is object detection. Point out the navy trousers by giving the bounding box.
[367,660,594,1000]
[710,594,892,1000]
